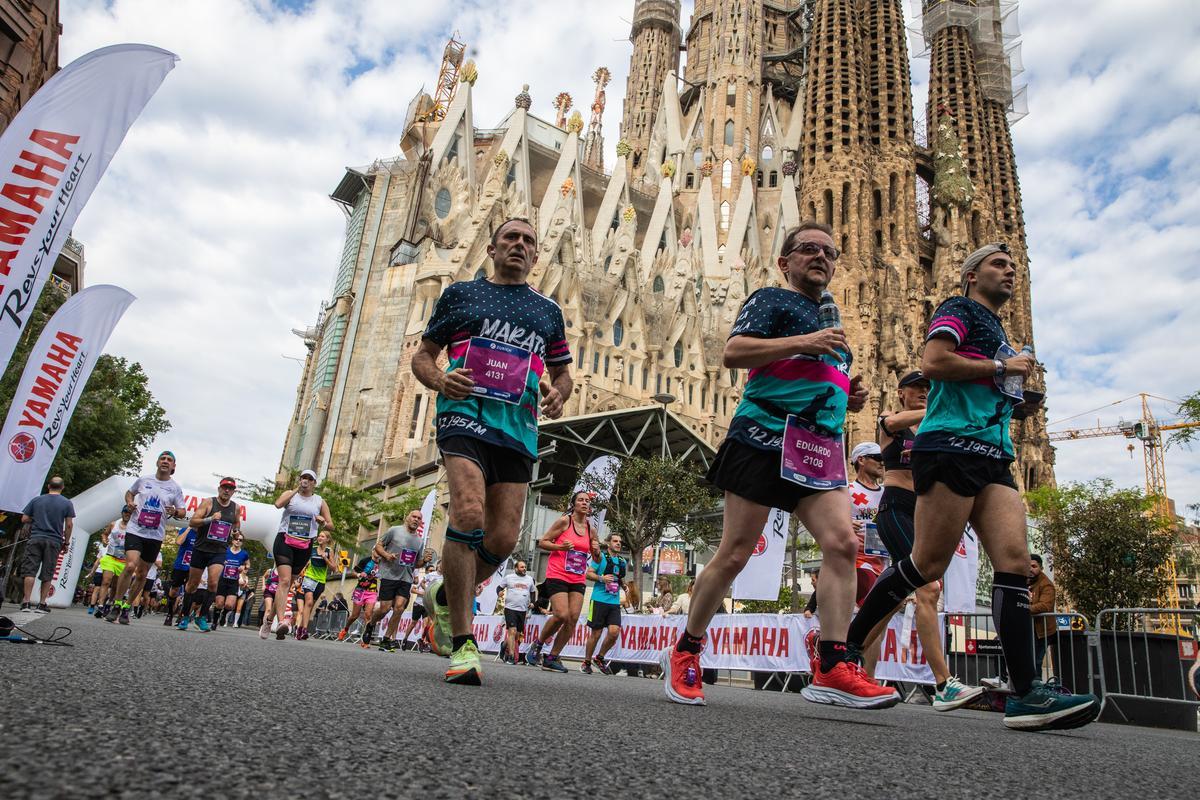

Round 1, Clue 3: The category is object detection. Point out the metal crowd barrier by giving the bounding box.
[311,609,347,640]
[1094,608,1200,723]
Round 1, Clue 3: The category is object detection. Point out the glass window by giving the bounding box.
[720,201,731,230]
[435,187,451,219]
[761,145,773,161]
[613,319,624,346]
[674,340,684,367]
[722,160,732,187]
[693,148,703,166]
[653,275,665,293]
[724,120,734,146]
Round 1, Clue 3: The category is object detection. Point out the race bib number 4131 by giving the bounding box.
[464,337,532,405]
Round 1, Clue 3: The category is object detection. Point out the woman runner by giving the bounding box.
[295,530,336,640]
[262,469,332,640]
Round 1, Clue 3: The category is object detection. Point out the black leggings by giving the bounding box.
[875,486,917,561]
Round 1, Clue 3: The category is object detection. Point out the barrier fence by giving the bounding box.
[1094,608,1200,723]
[944,612,1092,694]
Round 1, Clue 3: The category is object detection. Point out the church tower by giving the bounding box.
[620,0,682,184]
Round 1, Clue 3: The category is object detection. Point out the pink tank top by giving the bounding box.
[545,517,592,584]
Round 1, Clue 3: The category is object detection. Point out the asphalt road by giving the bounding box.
[1,607,1195,799]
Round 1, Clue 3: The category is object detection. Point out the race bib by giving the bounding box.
[208,520,233,543]
[137,508,163,529]
[287,514,314,539]
[301,577,319,593]
[781,415,848,490]
[863,522,888,557]
[564,550,588,575]
[399,548,419,566]
[605,580,619,595]
[464,337,532,405]
[182,550,192,567]
[222,563,240,580]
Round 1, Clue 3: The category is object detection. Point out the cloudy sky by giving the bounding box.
[59,0,1199,512]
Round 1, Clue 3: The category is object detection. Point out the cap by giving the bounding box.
[300,469,318,481]
[121,505,133,515]
[961,242,1011,288]
[219,477,237,489]
[898,370,929,388]
[158,450,176,461]
[850,442,882,464]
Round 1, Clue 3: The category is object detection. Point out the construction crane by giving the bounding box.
[418,34,466,123]
[1049,393,1200,613]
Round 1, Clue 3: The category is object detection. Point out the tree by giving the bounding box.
[1027,480,1176,624]
[577,456,720,581]
[1168,390,1200,448]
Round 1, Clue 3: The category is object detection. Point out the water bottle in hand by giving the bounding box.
[1002,345,1035,400]
[817,291,849,362]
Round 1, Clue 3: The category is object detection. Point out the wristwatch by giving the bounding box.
[994,359,1006,377]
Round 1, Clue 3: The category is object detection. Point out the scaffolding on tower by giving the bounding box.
[419,33,466,122]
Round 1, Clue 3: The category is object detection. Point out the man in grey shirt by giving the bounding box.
[367,508,433,652]
[19,477,76,612]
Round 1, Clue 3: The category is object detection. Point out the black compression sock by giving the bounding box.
[436,585,447,605]
[452,634,476,652]
[819,640,850,673]
[675,631,704,654]
[198,590,214,619]
[847,557,929,646]
[180,592,196,618]
[992,571,1036,696]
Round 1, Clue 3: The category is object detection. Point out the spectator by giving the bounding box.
[667,580,695,615]
[648,576,674,614]
[19,477,76,613]
[803,568,819,619]
[622,578,641,613]
[329,593,349,613]
[1029,554,1056,676]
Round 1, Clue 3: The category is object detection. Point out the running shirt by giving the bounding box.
[502,573,536,612]
[126,476,186,542]
[544,518,593,584]
[423,277,573,458]
[849,480,885,574]
[726,287,853,451]
[307,544,333,584]
[353,557,379,593]
[916,295,1016,461]
[880,417,917,471]
[588,552,628,605]
[413,570,440,607]
[221,548,249,581]
[173,528,198,570]
[146,553,162,582]
[105,519,129,560]
[91,541,105,573]
[377,525,424,583]
[277,492,323,548]
[197,496,240,553]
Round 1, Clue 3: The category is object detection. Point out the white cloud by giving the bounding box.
[58,1,1200,513]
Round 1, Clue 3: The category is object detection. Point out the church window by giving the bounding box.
[673,341,684,367]
[724,120,734,146]
[722,160,733,187]
[761,145,773,161]
[434,188,451,219]
[613,319,624,346]
[720,201,731,230]
[769,171,778,188]
[653,275,665,293]
[693,148,703,166]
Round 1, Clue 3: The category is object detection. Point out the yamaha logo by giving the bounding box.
[751,534,767,556]
[8,431,36,462]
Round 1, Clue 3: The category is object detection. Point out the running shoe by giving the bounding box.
[196,616,210,633]
[661,646,706,706]
[163,614,173,627]
[423,578,452,657]
[933,676,985,712]
[541,655,568,673]
[259,620,271,639]
[580,659,593,674]
[34,604,50,614]
[94,604,106,619]
[177,617,190,631]
[444,640,483,686]
[275,622,290,641]
[19,602,32,612]
[337,628,348,641]
[981,675,1008,690]
[801,661,900,709]
[118,606,131,625]
[361,632,373,649]
[104,602,122,623]
[86,605,95,614]
[1002,679,1100,732]
[297,627,308,641]
[595,657,614,676]
[526,640,544,667]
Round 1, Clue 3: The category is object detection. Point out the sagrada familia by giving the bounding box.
[278,0,1052,500]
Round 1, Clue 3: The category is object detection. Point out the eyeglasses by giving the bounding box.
[783,241,841,261]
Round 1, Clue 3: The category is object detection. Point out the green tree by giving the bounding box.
[1027,480,1176,624]
[1168,390,1200,448]
[577,456,719,580]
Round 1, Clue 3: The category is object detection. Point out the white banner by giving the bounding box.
[0,44,177,374]
[574,454,620,535]
[0,285,135,512]
[731,508,789,600]
[943,524,980,613]
[470,611,938,683]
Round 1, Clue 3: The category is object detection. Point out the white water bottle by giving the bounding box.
[1002,345,1034,399]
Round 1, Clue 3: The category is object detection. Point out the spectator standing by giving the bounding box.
[1029,555,1056,676]
[19,477,75,612]
[648,576,674,614]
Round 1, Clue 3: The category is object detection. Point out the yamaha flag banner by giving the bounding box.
[943,524,981,613]
[731,508,789,600]
[0,285,135,512]
[0,44,176,375]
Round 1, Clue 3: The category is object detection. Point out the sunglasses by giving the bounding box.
[782,241,841,261]
[862,454,884,462]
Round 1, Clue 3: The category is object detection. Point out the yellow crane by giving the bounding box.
[419,34,466,123]
[1049,393,1200,612]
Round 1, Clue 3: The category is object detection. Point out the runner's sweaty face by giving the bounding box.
[487,220,538,281]
[406,510,423,532]
[156,453,175,478]
[967,252,1017,304]
[778,230,837,296]
[899,383,928,411]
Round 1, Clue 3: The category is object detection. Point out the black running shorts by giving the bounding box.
[542,578,585,597]
[124,533,162,565]
[912,451,1017,498]
[439,434,534,486]
[875,486,917,560]
[188,549,225,572]
[272,533,312,571]
[706,437,822,511]
[587,600,622,630]
[378,578,413,603]
[504,608,527,631]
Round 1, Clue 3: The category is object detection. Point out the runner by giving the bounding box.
[847,371,984,710]
[179,478,242,632]
[369,509,431,653]
[94,507,132,619]
[582,533,628,675]
[261,469,333,640]
[86,531,107,614]
[233,571,253,627]
[165,526,198,627]
[295,530,336,640]
[336,555,378,642]
[106,452,187,624]
[842,242,1099,731]
[526,490,600,673]
[412,217,573,685]
[214,532,250,629]
[405,564,439,651]
[259,567,279,634]
[847,442,887,675]
[500,560,536,664]
[134,553,162,619]
[661,223,897,708]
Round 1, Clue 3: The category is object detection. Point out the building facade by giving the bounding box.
[0,0,58,131]
[278,0,1052,512]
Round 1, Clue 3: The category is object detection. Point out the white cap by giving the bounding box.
[850,442,882,464]
[300,469,318,481]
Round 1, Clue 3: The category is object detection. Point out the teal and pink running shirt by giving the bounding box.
[725,286,852,452]
[423,278,572,459]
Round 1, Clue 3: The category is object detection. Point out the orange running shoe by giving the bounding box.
[801,660,900,709]
[337,628,347,642]
[661,646,706,706]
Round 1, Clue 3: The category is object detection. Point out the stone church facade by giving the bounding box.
[278,0,1053,496]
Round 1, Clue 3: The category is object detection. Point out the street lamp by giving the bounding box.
[652,392,675,458]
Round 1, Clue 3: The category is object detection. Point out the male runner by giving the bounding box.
[179,478,242,631]
[95,507,132,618]
[337,556,379,642]
[405,564,439,651]
[583,533,628,675]
[165,526,198,626]
[106,452,186,624]
[370,509,431,652]
[413,217,573,685]
[662,222,897,709]
[851,370,983,710]
[841,243,1099,731]
[86,532,107,614]
[500,561,536,664]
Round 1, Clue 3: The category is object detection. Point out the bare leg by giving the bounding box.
[441,456,488,638]
[584,627,602,661]
[685,492,771,638]
[598,623,621,659]
[550,593,583,656]
[385,598,409,640]
[793,489,857,643]
[22,576,34,604]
